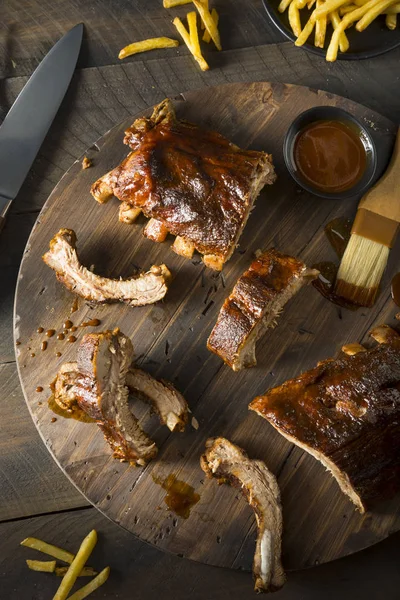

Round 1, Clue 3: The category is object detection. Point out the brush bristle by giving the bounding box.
[334,234,390,307]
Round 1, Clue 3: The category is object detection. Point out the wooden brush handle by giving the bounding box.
[359,128,400,223]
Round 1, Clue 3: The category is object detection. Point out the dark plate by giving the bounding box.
[262,0,400,59]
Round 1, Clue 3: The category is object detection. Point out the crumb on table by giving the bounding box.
[82,156,92,169]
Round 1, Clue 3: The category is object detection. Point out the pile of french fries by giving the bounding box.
[21,530,110,599]
[118,0,221,72]
[279,0,399,61]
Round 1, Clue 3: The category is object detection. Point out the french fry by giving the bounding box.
[279,0,294,11]
[289,0,303,36]
[326,27,341,60]
[330,10,350,51]
[66,567,110,600]
[203,9,219,42]
[21,538,74,564]
[385,3,400,12]
[295,13,317,45]
[200,0,209,28]
[193,0,222,50]
[340,3,359,13]
[314,0,351,17]
[55,566,98,577]
[163,0,192,6]
[315,0,327,46]
[173,16,209,70]
[277,0,397,62]
[26,559,56,573]
[53,530,97,600]
[118,38,179,59]
[326,0,384,60]
[187,11,201,56]
[356,0,398,29]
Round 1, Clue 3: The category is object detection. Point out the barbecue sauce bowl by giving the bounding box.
[283,107,377,200]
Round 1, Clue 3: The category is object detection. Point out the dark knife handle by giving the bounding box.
[0,215,6,232]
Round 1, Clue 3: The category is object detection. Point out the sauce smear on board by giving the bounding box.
[391,273,400,307]
[152,473,200,519]
[294,120,367,193]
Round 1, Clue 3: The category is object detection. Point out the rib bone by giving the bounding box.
[370,324,399,344]
[119,202,142,224]
[43,228,170,306]
[341,343,366,356]
[200,437,285,593]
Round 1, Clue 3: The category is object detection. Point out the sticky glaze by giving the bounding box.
[294,120,367,194]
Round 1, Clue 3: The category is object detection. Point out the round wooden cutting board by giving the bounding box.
[14,82,400,572]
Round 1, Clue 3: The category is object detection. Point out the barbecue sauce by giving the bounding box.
[324,217,352,259]
[80,319,101,327]
[312,217,358,310]
[70,298,79,313]
[294,120,367,193]
[152,473,200,519]
[391,273,400,307]
[48,395,94,423]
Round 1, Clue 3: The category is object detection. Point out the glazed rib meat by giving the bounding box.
[52,361,79,412]
[49,361,94,423]
[250,324,400,512]
[201,437,285,593]
[43,228,170,306]
[75,329,157,466]
[126,368,188,432]
[50,331,190,463]
[207,249,319,370]
[91,98,276,271]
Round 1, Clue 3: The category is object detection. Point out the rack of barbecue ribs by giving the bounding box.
[50,328,189,466]
[90,98,276,271]
[43,228,171,306]
[207,249,319,370]
[250,324,400,512]
[201,437,285,593]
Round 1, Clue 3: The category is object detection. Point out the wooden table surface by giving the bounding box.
[1,2,400,598]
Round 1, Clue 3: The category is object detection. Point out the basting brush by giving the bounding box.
[335,129,400,307]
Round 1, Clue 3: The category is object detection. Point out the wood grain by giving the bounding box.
[3,506,400,600]
[0,363,87,521]
[1,46,398,533]
[14,82,400,571]
[1,43,400,218]
[0,0,282,78]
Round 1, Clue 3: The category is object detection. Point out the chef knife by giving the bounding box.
[0,23,83,230]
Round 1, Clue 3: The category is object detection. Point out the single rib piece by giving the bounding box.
[50,333,190,463]
[75,329,157,466]
[91,98,276,271]
[250,324,400,512]
[200,437,285,593]
[126,368,189,432]
[43,228,170,306]
[207,249,319,370]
